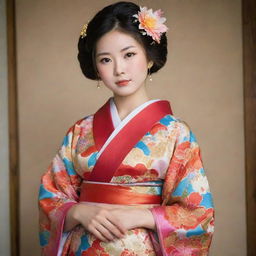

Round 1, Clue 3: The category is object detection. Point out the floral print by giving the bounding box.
[39,112,214,255]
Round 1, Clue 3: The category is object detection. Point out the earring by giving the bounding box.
[148,70,153,82]
[97,80,101,89]
[148,62,153,82]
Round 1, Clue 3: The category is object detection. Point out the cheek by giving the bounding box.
[97,65,111,80]
[131,57,148,73]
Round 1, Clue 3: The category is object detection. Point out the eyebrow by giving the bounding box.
[96,46,136,57]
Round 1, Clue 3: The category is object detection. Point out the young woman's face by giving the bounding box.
[95,30,150,97]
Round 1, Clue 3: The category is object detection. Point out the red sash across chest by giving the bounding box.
[79,98,172,204]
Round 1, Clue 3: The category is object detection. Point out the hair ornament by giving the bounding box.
[80,23,88,38]
[133,6,168,44]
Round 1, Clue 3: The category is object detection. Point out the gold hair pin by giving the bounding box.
[80,23,88,38]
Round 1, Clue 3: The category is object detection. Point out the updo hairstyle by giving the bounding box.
[78,1,168,80]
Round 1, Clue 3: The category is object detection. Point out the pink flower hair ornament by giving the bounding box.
[133,6,168,44]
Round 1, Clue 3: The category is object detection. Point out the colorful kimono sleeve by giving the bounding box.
[38,123,82,256]
[151,122,214,256]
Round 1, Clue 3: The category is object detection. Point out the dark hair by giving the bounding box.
[78,1,168,80]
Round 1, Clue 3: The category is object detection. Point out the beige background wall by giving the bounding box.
[16,0,245,255]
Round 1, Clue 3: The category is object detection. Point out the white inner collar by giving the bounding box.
[110,98,122,128]
[109,97,160,129]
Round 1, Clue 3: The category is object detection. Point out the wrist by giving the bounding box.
[144,209,156,230]
[71,203,83,223]
[64,203,81,232]
[67,203,82,225]
[133,208,156,230]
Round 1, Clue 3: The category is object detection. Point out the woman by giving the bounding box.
[39,2,214,255]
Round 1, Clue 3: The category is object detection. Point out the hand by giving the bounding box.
[66,203,126,242]
[109,207,156,231]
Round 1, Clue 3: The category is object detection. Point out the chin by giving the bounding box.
[114,93,134,98]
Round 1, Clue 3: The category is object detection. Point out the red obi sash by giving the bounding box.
[88,98,173,183]
[80,182,162,205]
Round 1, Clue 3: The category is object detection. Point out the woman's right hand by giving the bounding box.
[64,203,126,242]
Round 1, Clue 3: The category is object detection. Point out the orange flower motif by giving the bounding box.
[164,205,211,230]
[133,6,168,44]
[114,163,158,180]
[150,123,167,135]
[82,239,107,256]
[165,232,210,255]
[121,250,137,256]
[186,192,203,208]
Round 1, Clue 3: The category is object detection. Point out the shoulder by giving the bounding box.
[60,115,94,148]
[160,114,198,144]
[160,113,190,131]
[65,114,94,136]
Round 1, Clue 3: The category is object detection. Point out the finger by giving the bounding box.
[91,228,109,242]
[95,209,126,235]
[94,223,116,241]
[102,219,125,239]
[87,221,113,242]
[107,215,127,235]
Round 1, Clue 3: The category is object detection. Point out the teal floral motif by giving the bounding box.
[135,141,150,155]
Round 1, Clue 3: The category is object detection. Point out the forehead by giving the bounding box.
[96,30,144,53]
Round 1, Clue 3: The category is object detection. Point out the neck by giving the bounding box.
[113,86,150,120]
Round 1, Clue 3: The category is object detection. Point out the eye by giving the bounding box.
[125,52,136,58]
[99,57,111,64]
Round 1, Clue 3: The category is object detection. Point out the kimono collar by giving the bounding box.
[109,97,161,128]
[90,98,172,182]
[93,97,168,152]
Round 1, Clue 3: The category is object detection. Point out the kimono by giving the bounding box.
[39,98,214,256]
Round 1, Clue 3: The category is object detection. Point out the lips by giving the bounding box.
[116,80,131,86]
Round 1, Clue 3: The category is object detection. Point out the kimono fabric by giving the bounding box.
[39,98,214,256]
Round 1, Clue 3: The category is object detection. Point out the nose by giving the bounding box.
[114,59,125,76]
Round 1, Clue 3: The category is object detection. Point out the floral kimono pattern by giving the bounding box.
[39,98,214,255]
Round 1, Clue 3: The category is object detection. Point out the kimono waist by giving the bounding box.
[79,181,162,205]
